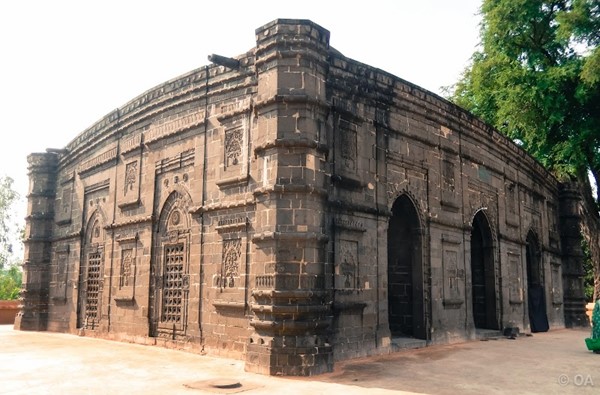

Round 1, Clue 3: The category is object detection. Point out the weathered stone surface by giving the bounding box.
[16,18,587,376]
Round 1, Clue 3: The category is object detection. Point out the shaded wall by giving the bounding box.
[17,18,587,376]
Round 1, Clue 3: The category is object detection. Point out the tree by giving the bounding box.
[0,265,22,300]
[450,0,600,298]
[0,176,22,300]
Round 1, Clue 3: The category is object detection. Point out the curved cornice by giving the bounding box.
[51,20,557,197]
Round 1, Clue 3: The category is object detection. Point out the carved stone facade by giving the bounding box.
[15,19,588,376]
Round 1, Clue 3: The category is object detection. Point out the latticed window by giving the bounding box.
[161,244,184,323]
[85,252,102,324]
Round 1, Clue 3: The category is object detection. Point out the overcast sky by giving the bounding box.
[0,0,482,228]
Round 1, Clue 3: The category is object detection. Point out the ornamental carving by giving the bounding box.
[120,249,133,288]
[124,161,138,196]
[336,240,358,289]
[225,127,243,168]
[222,239,241,288]
[339,119,357,170]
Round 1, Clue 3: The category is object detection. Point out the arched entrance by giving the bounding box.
[526,231,549,332]
[77,210,106,330]
[149,190,192,339]
[387,194,426,339]
[470,211,498,330]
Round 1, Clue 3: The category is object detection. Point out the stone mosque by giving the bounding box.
[16,19,588,375]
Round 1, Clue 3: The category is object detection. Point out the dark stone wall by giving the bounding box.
[17,18,587,376]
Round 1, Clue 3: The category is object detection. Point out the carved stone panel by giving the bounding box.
[225,127,243,169]
[115,239,137,310]
[120,249,134,288]
[441,157,459,211]
[124,161,137,196]
[505,181,519,228]
[57,187,73,225]
[219,238,242,289]
[335,239,358,290]
[551,261,562,305]
[547,202,559,249]
[218,114,249,187]
[442,236,463,309]
[119,157,142,210]
[442,160,455,192]
[508,251,523,304]
[51,249,69,303]
[56,171,75,225]
[339,119,358,171]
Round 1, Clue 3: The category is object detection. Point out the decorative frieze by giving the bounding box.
[78,147,118,176]
[121,133,142,156]
[155,149,195,175]
[333,217,366,233]
[145,111,205,145]
[216,216,248,232]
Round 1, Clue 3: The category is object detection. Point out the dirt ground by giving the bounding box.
[1,325,598,394]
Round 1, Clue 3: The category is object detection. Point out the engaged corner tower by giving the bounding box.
[245,19,333,376]
[14,152,59,332]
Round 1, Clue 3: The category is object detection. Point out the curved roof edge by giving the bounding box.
[56,19,558,191]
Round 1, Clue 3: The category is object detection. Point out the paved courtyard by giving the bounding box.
[0,325,598,394]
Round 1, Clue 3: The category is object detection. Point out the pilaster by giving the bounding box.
[14,152,58,331]
[246,19,333,376]
[558,183,588,327]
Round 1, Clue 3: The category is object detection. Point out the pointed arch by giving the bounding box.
[526,229,542,288]
[387,193,428,340]
[156,186,193,235]
[149,188,193,339]
[470,209,499,330]
[526,229,549,332]
[77,208,107,329]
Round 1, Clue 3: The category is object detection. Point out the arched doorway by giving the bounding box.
[526,231,549,332]
[388,194,426,339]
[149,190,192,339]
[77,210,106,330]
[470,211,498,330]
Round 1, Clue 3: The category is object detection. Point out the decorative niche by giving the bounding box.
[114,233,138,305]
[217,113,250,188]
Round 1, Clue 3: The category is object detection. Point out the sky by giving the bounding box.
[0,0,482,245]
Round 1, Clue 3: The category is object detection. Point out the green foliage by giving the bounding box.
[450,0,600,298]
[0,263,22,300]
[450,0,600,188]
[0,175,23,300]
[0,176,20,271]
[583,239,595,301]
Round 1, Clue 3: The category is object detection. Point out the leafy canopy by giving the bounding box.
[0,175,21,300]
[0,265,22,300]
[451,0,600,188]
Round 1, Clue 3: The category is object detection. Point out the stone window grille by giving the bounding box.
[161,243,184,324]
[85,252,102,325]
